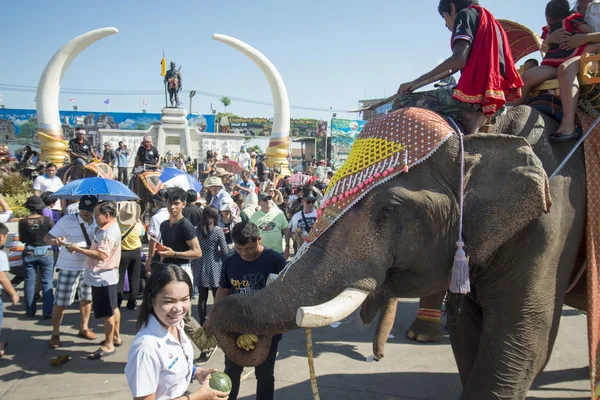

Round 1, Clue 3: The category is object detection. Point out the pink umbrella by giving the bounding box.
[216,160,245,174]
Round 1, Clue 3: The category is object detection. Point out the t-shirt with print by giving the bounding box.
[49,214,97,271]
[159,217,196,265]
[68,138,93,157]
[249,208,288,253]
[288,210,317,241]
[451,7,506,77]
[137,146,160,166]
[83,220,121,287]
[220,247,286,342]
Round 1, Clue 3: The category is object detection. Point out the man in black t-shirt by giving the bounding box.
[204,221,286,400]
[68,127,94,165]
[135,135,161,169]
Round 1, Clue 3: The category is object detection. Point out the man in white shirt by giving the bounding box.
[44,196,98,349]
[285,185,318,258]
[33,163,63,211]
[236,146,251,171]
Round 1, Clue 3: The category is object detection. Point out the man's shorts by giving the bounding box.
[91,285,118,319]
[55,269,92,307]
[392,87,482,119]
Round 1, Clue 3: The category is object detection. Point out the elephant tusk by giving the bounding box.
[296,288,370,328]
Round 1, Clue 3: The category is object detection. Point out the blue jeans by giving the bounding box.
[23,252,55,317]
[73,158,87,166]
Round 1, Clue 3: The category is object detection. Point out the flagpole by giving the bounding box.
[163,48,168,108]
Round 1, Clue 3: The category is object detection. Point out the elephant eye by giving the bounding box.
[382,205,398,214]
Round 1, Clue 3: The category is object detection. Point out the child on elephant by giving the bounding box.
[510,0,600,135]
[395,0,523,134]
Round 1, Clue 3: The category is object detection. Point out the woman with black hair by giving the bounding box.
[19,195,54,318]
[192,206,228,364]
[125,264,228,400]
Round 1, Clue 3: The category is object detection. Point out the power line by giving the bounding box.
[0,84,351,113]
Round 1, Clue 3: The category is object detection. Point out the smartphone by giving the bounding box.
[149,235,165,251]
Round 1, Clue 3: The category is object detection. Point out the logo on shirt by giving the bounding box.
[168,356,179,370]
[258,221,277,232]
[455,20,463,34]
[231,273,266,294]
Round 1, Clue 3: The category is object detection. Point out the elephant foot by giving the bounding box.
[406,317,442,343]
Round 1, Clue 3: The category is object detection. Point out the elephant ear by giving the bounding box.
[462,134,552,265]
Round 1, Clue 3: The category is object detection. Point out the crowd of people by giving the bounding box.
[0,135,335,399]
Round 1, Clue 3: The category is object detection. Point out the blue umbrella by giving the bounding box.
[52,177,139,201]
[159,167,202,192]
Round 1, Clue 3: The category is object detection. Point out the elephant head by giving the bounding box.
[211,108,551,367]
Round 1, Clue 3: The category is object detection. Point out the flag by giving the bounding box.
[210,102,214,110]
[330,105,334,109]
[161,57,166,77]
[104,98,110,105]
[69,98,76,103]
[143,99,148,107]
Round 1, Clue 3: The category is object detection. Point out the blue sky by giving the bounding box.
[1,0,545,120]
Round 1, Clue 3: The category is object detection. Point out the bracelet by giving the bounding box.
[174,251,178,258]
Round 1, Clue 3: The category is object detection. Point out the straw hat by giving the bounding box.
[204,176,224,188]
[118,201,140,225]
[213,167,229,177]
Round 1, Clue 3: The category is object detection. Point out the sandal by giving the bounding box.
[549,130,581,143]
[78,329,97,340]
[88,347,116,360]
[49,335,60,349]
[100,339,123,347]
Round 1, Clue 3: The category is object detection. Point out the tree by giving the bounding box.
[220,96,231,113]
[135,123,149,131]
[19,119,37,138]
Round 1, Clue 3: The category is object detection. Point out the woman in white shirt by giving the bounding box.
[125,264,228,400]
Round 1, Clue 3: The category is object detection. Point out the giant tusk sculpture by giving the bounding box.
[212,34,291,175]
[36,27,119,165]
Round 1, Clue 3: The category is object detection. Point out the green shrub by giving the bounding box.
[4,193,31,218]
[0,173,33,196]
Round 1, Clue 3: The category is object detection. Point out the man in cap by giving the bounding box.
[135,135,161,170]
[250,192,289,256]
[285,185,318,259]
[205,175,231,211]
[44,195,98,349]
[68,127,94,166]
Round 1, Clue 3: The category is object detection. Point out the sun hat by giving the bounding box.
[220,203,232,212]
[24,196,46,212]
[118,201,140,225]
[213,167,229,177]
[204,176,224,188]
[79,195,99,212]
[300,186,319,202]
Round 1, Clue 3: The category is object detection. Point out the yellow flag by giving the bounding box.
[161,58,166,76]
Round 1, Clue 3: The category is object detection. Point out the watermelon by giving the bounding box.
[209,371,232,394]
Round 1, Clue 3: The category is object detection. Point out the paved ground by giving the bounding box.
[0,224,592,399]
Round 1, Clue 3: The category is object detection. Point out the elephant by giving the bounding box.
[57,161,113,184]
[209,105,590,399]
[129,171,163,222]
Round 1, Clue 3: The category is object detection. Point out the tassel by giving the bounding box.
[449,240,470,294]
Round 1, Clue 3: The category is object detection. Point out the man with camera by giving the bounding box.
[116,141,129,183]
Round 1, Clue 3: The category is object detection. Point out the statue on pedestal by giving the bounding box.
[164,61,182,108]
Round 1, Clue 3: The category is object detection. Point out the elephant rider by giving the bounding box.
[68,127,94,166]
[134,135,161,172]
[394,0,523,135]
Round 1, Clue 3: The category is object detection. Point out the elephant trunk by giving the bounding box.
[211,240,378,366]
